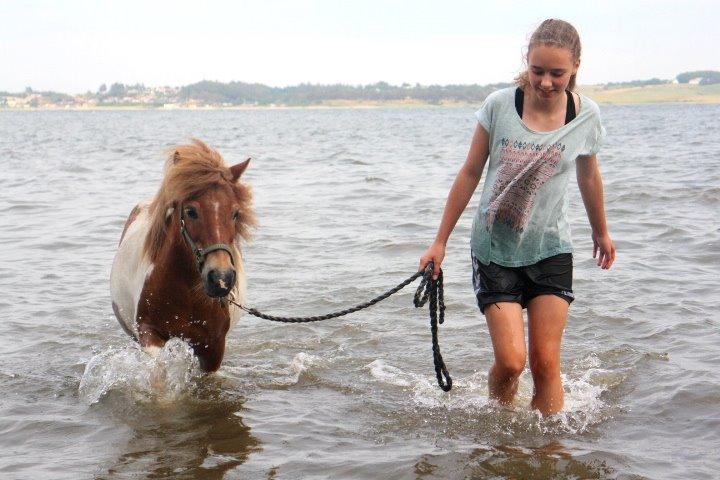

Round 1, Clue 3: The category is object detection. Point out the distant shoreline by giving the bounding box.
[578,83,720,104]
[2,84,719,110]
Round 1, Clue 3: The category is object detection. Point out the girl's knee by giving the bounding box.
[529,350,560,379]
[494,354,526,379]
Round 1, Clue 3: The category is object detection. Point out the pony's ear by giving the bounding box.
[230,158,251,182]
[172,151,181,164]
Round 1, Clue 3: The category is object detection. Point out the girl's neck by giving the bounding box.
[524,88,566,115]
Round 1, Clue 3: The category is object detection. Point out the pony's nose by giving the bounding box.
[204,268,236,298]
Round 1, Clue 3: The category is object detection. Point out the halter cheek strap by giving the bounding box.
[179,204,235,270]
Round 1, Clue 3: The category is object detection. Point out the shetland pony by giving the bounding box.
[110,139,256,371]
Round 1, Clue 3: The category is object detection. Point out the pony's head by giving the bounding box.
[145,139,256,298]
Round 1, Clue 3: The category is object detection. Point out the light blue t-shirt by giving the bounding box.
[471,87,606,267]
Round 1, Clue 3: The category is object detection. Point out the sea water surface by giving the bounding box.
[0,104,718,479]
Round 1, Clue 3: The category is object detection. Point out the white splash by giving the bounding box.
[78,338,202,405]
[367,359,414,388]
[366,354,621,434]
[366,359,472,408]
[290,352,324,376]
[223,351,327,388]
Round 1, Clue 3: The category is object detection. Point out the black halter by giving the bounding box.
[179,204,235,271]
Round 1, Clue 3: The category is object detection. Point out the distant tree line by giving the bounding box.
[178,80,513,105]
[8,87,75,105]
[4,72,719,107]
[97,82,149,97]
[676,71,720,85]
[601,78,669,89]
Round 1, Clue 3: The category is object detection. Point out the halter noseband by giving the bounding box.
[179,204,235,270]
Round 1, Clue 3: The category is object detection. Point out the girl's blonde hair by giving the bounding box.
[515,19,582,91]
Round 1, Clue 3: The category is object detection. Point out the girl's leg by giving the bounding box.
[485,302,526,405]
[527,294,569,415]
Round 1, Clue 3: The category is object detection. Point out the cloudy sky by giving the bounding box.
[2,0,718,93]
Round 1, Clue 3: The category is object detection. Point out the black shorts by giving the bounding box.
[471,253,574,314]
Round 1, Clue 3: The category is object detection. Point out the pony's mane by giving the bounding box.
[144,139,256,262]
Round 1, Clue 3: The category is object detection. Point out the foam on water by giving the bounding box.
[222,352,328,389]
[290,352,325,375]
[78,338,202,404]
[366,356,618,434]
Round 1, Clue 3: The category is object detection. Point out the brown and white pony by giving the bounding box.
[110,139,256,372]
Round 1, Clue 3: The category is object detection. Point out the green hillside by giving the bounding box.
[579,83,720,104]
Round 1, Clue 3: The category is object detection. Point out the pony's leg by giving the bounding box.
[137,324,165,353]
[137,325,167,391]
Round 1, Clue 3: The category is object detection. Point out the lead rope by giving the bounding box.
[413,268,452,392]
[226,263,452,391]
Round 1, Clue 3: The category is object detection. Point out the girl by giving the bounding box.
[419,19,615,415]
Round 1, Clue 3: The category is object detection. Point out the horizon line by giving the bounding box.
[3,73,709,95]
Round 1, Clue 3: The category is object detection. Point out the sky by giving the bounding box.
[1,0,718,94]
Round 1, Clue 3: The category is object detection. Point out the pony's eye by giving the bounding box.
[232,211,240,221]
[185,207,198,219]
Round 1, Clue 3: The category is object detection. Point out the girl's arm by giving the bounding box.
[419,124,490,278]
[576,155,616,269]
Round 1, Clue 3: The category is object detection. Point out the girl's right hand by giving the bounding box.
[418,242,446,280]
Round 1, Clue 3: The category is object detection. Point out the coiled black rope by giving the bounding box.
[412,268,452,392]
[227,263,452,391]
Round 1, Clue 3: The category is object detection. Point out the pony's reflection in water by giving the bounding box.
[99,379,261,479]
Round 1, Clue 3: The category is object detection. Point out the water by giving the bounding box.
[0,104,718,479]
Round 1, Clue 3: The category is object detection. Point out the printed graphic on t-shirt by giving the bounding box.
[486,138,566,232]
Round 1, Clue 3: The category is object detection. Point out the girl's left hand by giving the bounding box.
[592,232,615,269]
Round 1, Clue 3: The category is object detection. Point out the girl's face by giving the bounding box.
[527,44,579,101]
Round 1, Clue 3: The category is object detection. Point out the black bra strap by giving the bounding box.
[565,90,576,124]
[515,87,577,125]
[515,87,524,118]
